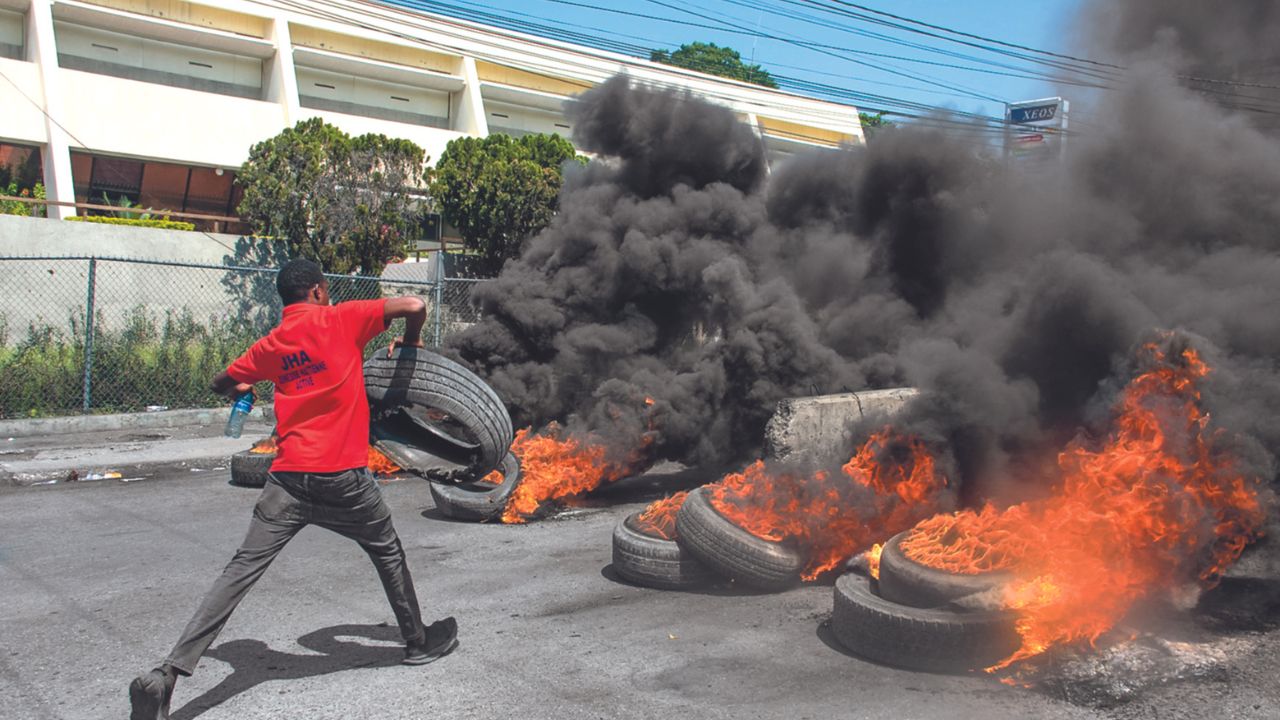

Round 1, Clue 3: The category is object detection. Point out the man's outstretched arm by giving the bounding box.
[384,296,428,355]
[210,370,254,399]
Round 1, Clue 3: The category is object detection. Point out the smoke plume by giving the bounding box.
[449,2,1280,515]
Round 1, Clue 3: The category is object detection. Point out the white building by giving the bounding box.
[0,0,864,229]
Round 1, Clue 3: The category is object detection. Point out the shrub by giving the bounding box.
[0,308,265,417]
[1,182,46,217]
[65,216,196,231]
[0,306,409,417]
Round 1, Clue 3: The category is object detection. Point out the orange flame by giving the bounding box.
[900,342,1266,669]
[866,543,884,580]
[633,491,688,540]
[249,436,277,454]
[501,424,650,523]
[705,428,951,580]
[367,446,401,476]
[477,469,503,485]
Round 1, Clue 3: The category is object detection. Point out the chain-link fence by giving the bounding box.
[0,256,488,418]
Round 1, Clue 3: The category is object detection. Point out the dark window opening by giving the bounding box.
[70,151,246,233]
[0,142,45,215]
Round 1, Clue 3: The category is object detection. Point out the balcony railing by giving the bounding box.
[0,195,245,234]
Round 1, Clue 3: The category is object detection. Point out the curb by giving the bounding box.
[0,405,275,439]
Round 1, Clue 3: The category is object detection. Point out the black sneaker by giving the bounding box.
[403,617,459,665]
[128,668,174,720]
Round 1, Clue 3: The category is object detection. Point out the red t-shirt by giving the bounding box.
[226,299,387,472]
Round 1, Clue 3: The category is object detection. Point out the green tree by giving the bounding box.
[650,42,778,89]
[236,118,428,276]
[430,133,579,276]
[859,112,893,140]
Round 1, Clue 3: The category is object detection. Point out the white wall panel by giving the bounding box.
[300,108,466,163]
[0,58,47,143]
[57,68,282,167]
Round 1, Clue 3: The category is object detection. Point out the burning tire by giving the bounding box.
[674,487,804,590]
[612,510,715,590]
[364,347,513,477]
[877,531,1010,608]
[831,573,1020,673]
[428,452,521,522]
[229,450,273,488]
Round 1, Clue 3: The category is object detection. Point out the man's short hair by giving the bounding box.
[277,259,325,304]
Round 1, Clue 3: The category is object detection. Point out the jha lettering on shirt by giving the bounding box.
[279,350,328,389]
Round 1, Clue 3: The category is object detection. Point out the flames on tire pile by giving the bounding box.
[249,436,401,476]
[439,0,1280,675]
[498,423,655,523]
[891,339,1267,669]
[705,429,952,580]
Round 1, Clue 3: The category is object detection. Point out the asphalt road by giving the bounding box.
[1,468,1276,720]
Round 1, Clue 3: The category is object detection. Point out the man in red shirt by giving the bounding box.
[130,259,456,720]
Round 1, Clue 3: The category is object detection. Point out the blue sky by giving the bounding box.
[388,1,1085,122]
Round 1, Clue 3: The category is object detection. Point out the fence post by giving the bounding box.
[81,257,97,413]
[432,253,444,347]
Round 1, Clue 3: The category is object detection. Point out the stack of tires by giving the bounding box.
[230,433,277,489]
[829,531,1020,672]
[611,492,716,590]
[612,495,1021,673]
[364,346,519,522]
[229,446,275,488]
[610,487,805,591]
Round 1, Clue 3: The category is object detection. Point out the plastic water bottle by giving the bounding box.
[224,391,255,439]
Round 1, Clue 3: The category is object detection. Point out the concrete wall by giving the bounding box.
[0,214,280,333]
[0,215,443,341]
[764,388,920,464]
[0,213,249,262]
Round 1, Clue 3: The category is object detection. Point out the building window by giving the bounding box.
[71,152,245,232]
[54,22,263,100]
[0,142,43,193]
[0,8,22,61]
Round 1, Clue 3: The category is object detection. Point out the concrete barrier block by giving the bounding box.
[764,388,919,463]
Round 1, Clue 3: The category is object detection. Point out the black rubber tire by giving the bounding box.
[877,531,1012,609]
[612,511,718,590]
[831,573,1020,673]
[674,487,804,591]
[398,404,482,454]
[364,347,513,477]
[428,453,521,522]
[229,450,273,488]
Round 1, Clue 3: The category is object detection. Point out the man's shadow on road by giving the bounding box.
[170,623,403,719]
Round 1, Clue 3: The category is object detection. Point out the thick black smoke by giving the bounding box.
[450,77,859,468]
[450,3,1280,511]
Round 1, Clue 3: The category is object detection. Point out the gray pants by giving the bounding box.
[163,468,426,675]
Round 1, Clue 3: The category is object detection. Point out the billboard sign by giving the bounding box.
[1006,97,1068,163]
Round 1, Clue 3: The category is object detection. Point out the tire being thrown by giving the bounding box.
[229,450,274,488]
[364,347,513,477]
[830,573,1020,673]
[428,452,521,522]
[877,531,1011,609]
[674,487,803,591]
[612,511,717,590]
